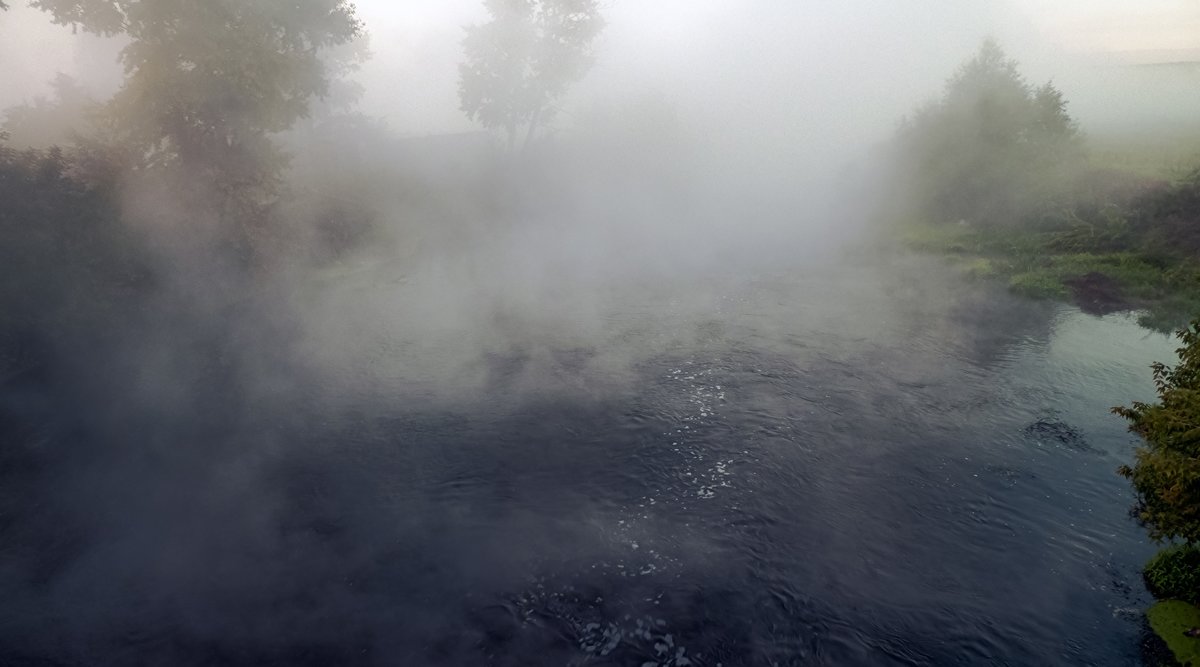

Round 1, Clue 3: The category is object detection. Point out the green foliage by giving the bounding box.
[963,257,999,279]
[29,0,362,245]
[1132,166,1200,258]
[1115,320,1200,544]
[895,39,1083,227]
[0,143,148,337]
[1146,545,1200,603]
[1044,206,1133,254]
[890,42,1200,330]
[458,0,604,150]
[1009,271,1069,299]
[2,73,99,149]
[900,222,1200,331]
[1147,600,1200,666]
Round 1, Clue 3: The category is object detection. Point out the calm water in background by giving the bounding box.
[0,252,1179,666]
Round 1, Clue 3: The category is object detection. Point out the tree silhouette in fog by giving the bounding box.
[458,0,604,152]
[2,74,98,149]
[29,0,361,248]
[897,39,1081,227]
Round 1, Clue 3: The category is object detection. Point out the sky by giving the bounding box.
[345,0,1200,134]
[1011,0,1200,53]
[347,0,1200,52]
[2,1,1198,135]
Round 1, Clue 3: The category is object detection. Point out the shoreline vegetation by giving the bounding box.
[878,40,1200,334]
[1148,600,1200,666]
[897,213,1200,333]
[885,40,1200,663]
[1115,322,1200,665]
[2,5,1198,660]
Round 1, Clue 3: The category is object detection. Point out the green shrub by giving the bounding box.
[1146,545,1200,603]
[1009,271,1068,299]
[1115,320,1200,544]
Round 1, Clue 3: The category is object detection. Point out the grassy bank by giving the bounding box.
[899,222,1200,331]
[1147,601,1200,666]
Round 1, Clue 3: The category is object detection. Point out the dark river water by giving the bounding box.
[0,252,1178,666]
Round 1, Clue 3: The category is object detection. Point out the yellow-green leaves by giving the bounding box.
[1117,319,1200,544]
[29,0,362,244]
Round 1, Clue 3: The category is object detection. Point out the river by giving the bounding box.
[0,251,1179,665]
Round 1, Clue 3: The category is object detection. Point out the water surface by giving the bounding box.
[0,254,1176,665]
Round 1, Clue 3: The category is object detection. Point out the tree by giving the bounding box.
[896,39,1081,226]
[29,0,362,246]
[458,0,604,151]
[1115,319,1200,544]
[2,74,99,148]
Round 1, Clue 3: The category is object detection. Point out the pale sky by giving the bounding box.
[2,1,1198,134]
[347,0,1200,132]
[349,0,1200,55]
[1011,0,1200,52]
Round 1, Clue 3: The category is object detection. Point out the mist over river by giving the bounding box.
[0,251,1175,666]
[5,0,1200,663]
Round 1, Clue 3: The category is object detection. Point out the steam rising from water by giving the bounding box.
[1,1,1197,664]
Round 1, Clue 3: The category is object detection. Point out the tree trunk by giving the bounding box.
[522,104,544,154]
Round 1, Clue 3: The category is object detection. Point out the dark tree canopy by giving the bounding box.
[1116,320,1200,545]
[458,0,604,151]
[29,0,362,240]
[0,143,144,339]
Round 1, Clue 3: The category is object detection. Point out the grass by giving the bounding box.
[899,222,1200,331]
[1008,271,1069,300]
[1148,600,1200,666]
[962,257,1000,280]
[1090,130,1200,181]
[1146,545,1200,604]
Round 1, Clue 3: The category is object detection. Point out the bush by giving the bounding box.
[1115,319,1200,544]
[1146,545,1200,603]
[0,143,148,344]
[1009,271,1068,299]
[1132,166,1200,259]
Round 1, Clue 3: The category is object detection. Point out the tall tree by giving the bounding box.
[458,0,604,151]
[29,0,361,245]
[896,39,1080,226]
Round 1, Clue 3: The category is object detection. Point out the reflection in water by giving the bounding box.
[0,254,1178,665]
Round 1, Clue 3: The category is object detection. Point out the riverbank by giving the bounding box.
[898,222,1200,332]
